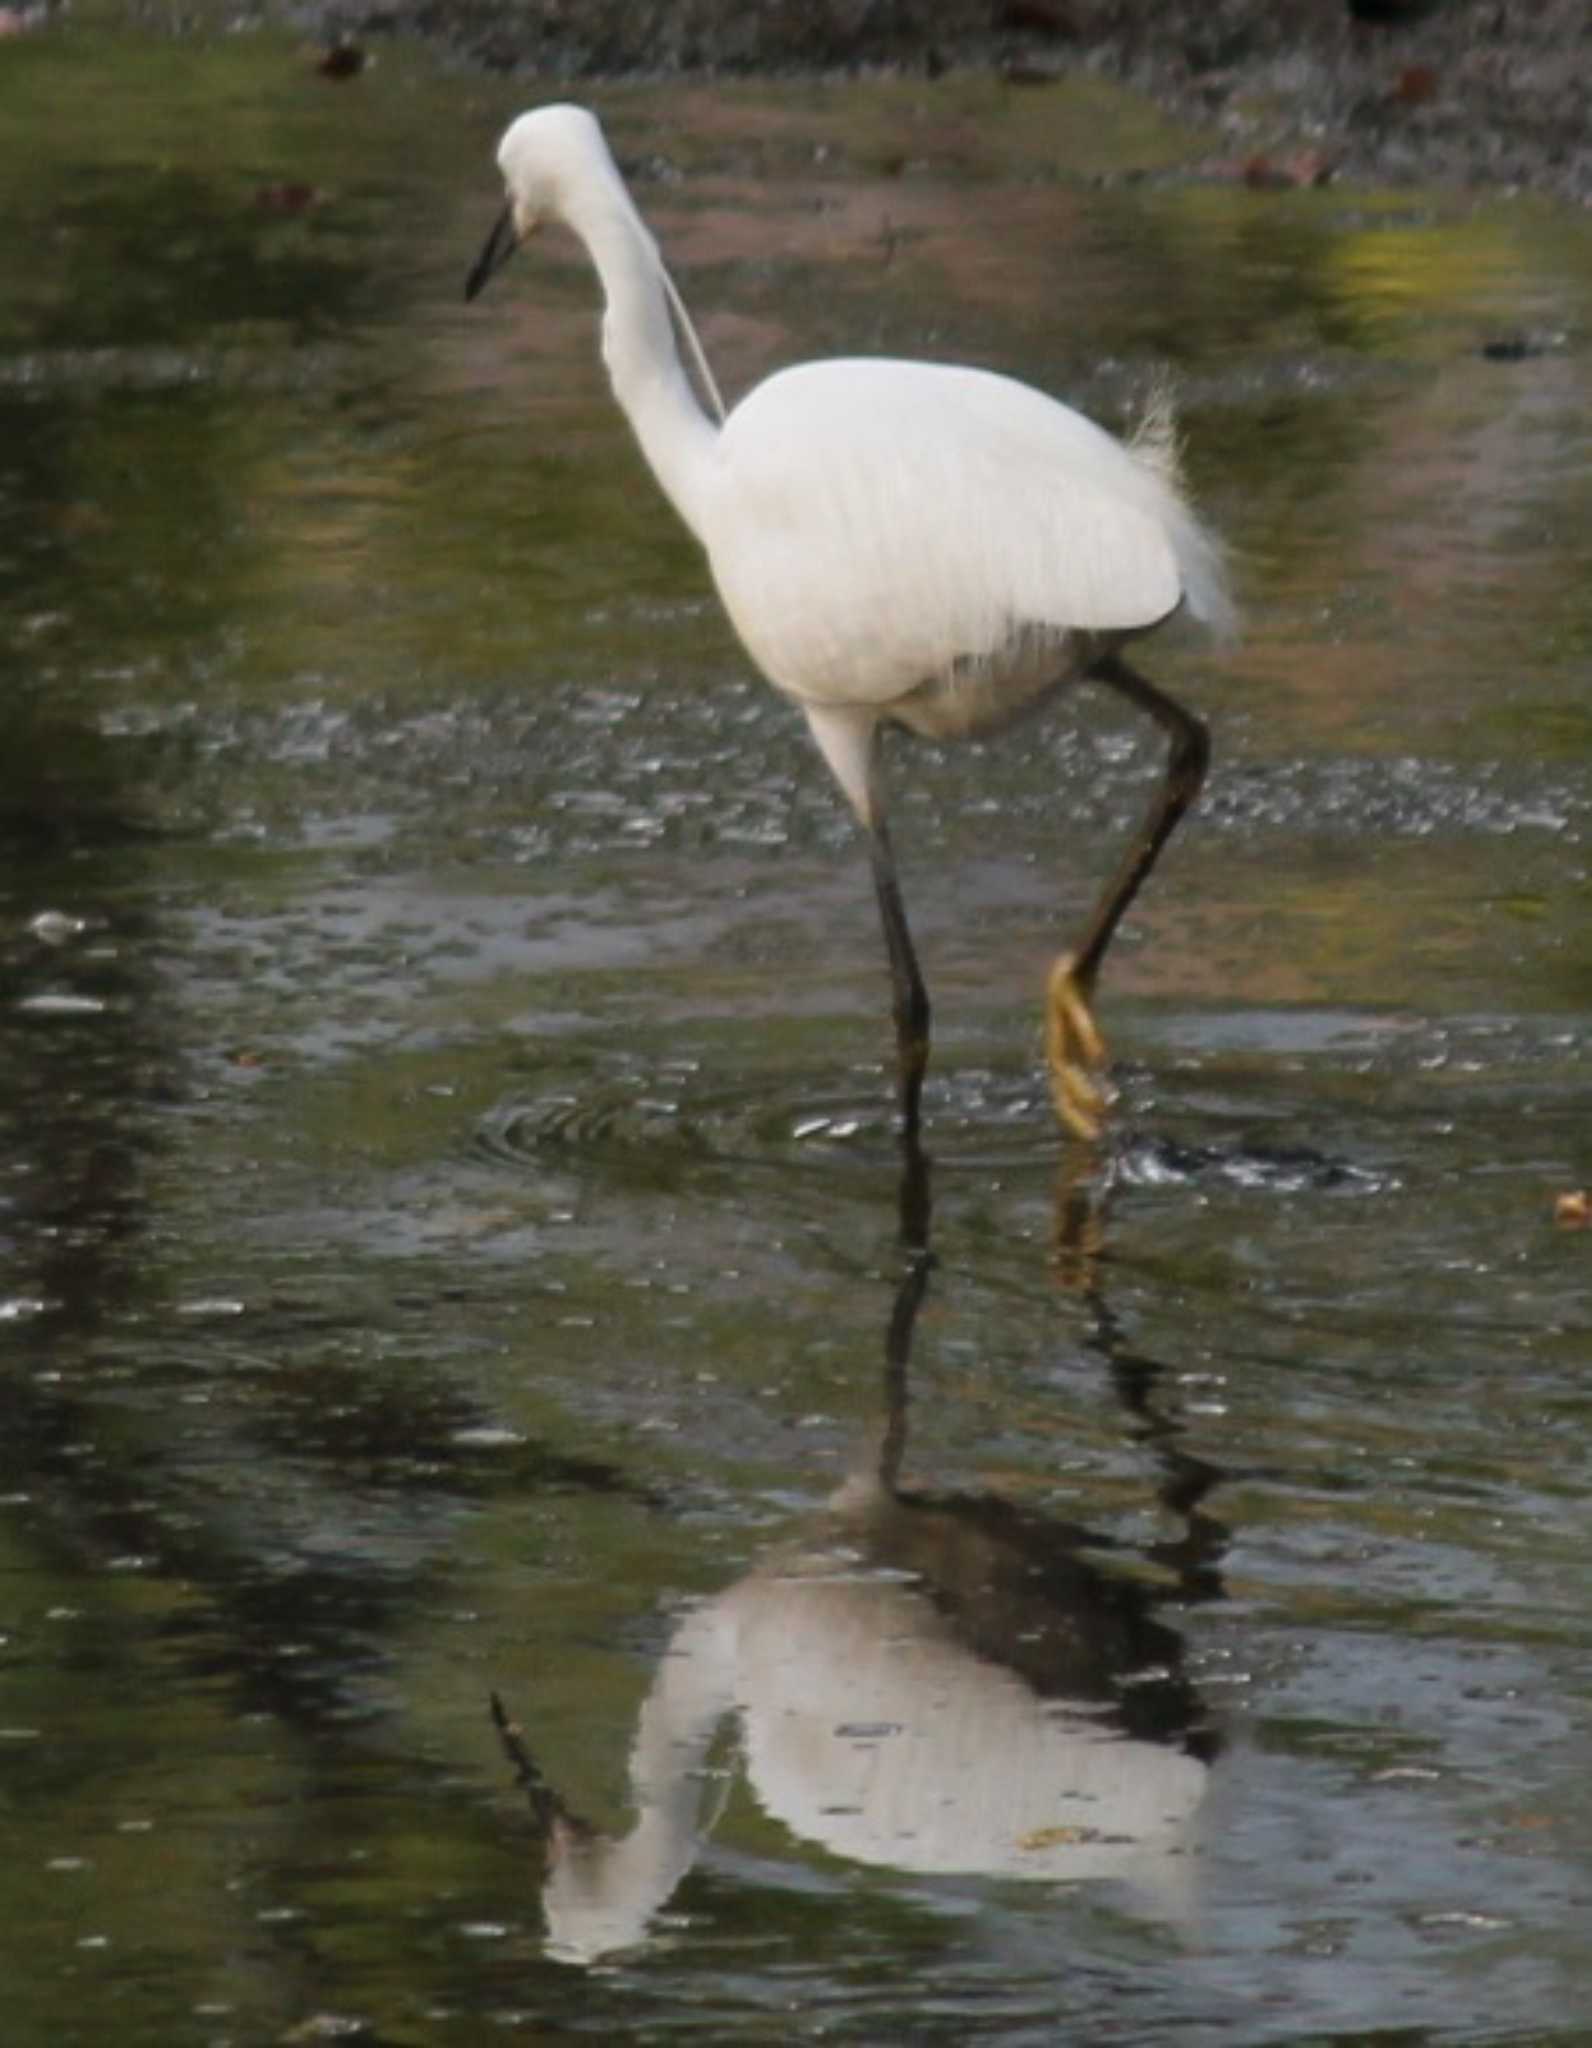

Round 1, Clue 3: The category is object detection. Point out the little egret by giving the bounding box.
[466,104,1234,1141]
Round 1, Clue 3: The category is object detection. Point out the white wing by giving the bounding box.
[703,357,1217,710]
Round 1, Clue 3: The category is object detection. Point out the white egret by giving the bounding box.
[466,104,1235,1141]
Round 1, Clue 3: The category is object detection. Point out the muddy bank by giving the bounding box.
[304,0,1591,204]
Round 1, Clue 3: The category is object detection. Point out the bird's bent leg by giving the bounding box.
[1048,650,1210,1142]
[868,817,931,1142]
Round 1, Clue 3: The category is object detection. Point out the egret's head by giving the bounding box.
[464,104,610,301]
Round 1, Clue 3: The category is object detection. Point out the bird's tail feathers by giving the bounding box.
[1128,378,1182,487]
[1131,379,1238,646]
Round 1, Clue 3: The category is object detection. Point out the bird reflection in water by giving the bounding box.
[493,1142,1227,1965]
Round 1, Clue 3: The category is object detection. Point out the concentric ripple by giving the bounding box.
[476,1071,918,1177]
[472,1057,1076,1179]
[472,1056,1389,1194]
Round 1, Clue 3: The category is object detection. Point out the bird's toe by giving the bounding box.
[1045,953,1112,1143]
[1045,953,1106,1065]
[1050,1060,1108,1145]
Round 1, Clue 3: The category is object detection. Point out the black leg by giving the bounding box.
[1047,650,1210,1140]
[868,814,931,1142]
[1071,650,1210,994]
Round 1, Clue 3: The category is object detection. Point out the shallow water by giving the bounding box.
[1,23,1590,2046]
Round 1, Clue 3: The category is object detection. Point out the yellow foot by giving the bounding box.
[1044,952,1111,1143]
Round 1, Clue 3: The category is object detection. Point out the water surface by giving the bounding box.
[1,24,1589,2046]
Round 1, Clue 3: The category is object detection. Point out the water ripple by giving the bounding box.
[473,1061,1386,1194]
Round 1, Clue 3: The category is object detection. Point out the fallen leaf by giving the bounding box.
[1017,1823,1095,1850]
[1241,151,1334,190]
[1394,65,1439,105]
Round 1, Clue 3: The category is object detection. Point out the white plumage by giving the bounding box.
[715,360,1226,703]
[467,104,1234,1140]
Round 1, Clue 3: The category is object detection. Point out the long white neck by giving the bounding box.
[562,173,721,542]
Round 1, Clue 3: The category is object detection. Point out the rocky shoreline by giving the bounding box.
[302,0,1590,205]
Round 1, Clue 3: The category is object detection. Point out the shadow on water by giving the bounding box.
[492,1136,1230,1966]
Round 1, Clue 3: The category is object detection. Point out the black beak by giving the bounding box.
[465,202,519,303]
